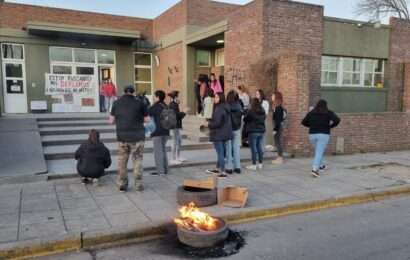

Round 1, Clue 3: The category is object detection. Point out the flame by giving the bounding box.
[174,202,219,232]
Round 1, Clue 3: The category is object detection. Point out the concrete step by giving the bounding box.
[38,119,109,128]
[46,148,272,179]
[44,140,213,160]
[39,125,116,136]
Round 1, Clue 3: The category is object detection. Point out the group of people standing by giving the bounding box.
[74,80,341,192]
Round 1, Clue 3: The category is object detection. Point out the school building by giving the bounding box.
[2,0,410,155]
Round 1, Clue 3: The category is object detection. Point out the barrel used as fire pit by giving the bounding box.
[174,203,229,248]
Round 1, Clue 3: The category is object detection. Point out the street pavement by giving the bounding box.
[0,150,410,250]
[37,196,410,260]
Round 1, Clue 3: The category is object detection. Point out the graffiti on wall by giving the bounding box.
[225,68,246,89]
[167,66,180,88]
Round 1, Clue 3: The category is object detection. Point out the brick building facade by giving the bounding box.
[1,0,410,155]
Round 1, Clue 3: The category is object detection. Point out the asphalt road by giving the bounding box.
[38,197,410,260]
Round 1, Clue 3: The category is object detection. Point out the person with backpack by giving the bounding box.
[244,98,266,171]
[206,92,233,177]
[302,99,341,178]
[149,90,173,176]
[75,129,111,185]
[271,91,287,165]
[109,86,148,192]
[226,90,243,174]
[168,90,187,165]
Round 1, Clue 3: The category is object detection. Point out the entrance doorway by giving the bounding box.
[1,43,28,113]
[98,66,116,112]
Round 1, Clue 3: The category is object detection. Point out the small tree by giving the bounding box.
[356,0,410,21]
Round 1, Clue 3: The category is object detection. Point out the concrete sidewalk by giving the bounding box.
[1,150,410,258]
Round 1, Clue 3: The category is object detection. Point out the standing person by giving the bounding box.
[209,73,223,95]
[99,81,106,112]
[237,85,250,110]
[75,129,111,185]
[206,92,233,177]
[103,79,117,113]
[168,91,188,165]
[271,91,287,165]
[109,86,148,192]
[256,89,269,115]
[244,98,266,171]
[149,90,170,176]
[226,90,243,174]
[302,99,340,178]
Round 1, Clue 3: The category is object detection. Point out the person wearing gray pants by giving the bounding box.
[152,136,168,175]
[148,90,170,175]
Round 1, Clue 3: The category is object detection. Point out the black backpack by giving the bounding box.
[160,104,177,130]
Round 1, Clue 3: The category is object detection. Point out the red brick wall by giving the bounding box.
[153,1,187,40]
[225,0,323,102]
[186,0,239,27]
[0,3,153,40]
[154,43,184,104]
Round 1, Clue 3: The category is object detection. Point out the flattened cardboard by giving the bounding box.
[183,176,218,190]
[218,186,248,208]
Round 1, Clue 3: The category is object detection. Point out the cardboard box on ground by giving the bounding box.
[183,176,248,208]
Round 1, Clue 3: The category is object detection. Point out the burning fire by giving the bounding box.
[174,202,218,232]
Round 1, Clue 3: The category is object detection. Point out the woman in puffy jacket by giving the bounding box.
[244,98,266,171]
[75,129,111,185]
[206,92,233,177]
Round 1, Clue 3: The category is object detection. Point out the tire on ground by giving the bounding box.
[176,186,218,207]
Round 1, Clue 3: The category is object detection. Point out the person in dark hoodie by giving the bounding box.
[149,90,170,176]
[226,90,243,174]
[271,91,287,165]
[244,98,266,171]
[168,90,188,165]
[302,99,340,178]
[206,92,233,177]
[75,129,111,185]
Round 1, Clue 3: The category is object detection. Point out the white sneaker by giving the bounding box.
[169,160,182,166]
[246,165,258,171]
[257,164,263,170]
[272,157,284,165]
[177,157,187,162]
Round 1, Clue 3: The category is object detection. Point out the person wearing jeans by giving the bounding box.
[226,90,243,174]
[206,93,233,177]
[168,91,187,165]
[244,98,266,171]
[271,91,287,165]
[302,99,340,178]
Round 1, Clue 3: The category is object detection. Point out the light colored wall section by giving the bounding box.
[324,18,390,59]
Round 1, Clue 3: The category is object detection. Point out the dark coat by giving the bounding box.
[208,103,233,142]
[302,110,341,135]
[272,105,286,131]
[244,109,266,134]
[169,100,186,129]
[75,142,111,179]
[148,101,170,137]
[229,101,244,131]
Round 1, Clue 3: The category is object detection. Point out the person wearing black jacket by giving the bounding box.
[75,130,111,185]
[302,99,341,177]
[168,91,187,165]
[206,92,233,177]
[149,90,170,176]
[244,98,266,171]
[226,90,243,174]
[271,91,287,165]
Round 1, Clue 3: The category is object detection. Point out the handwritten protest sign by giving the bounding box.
[45,74,96,95]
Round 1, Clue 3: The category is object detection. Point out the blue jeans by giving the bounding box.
[249,133,264,165]
[226,130,241,170]
[213,141,226,171]
[309,134,330,171]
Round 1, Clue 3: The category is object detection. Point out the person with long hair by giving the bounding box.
[75,129,111,185]
[209,73,223,95]
[302,99,340,177]
[244,98,266,171]
[206,92,233,177]
[226,90,244,174]
[237,85,250,110]
[271,91,287,165]
[256,89,269,115]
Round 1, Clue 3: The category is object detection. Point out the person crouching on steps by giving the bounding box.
[168,90,188,165]
[206,92,233,177]
[302,99,340,178]
[75,129,111,185]
[244,98,266,171]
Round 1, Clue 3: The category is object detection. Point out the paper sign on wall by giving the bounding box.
[45,74,96,95]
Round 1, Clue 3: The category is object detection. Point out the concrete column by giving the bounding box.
[182,43,196,113]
